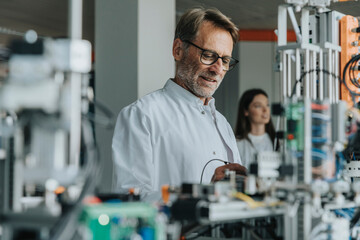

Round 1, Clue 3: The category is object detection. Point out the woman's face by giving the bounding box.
[245,94,270,125]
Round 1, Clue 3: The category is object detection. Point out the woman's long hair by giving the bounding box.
[234,89,276,147]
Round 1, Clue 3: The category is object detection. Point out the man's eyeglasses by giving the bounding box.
[183,40,239,71]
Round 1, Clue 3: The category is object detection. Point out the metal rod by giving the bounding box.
[312,50,317,100]
[287,52,292,97]
[68,0,83,39]
[305,49,310,98]
[296,49,301,97]
[328,49,333,103]
[68,0,83,168]
[319,49,324,100]
[282,51,287,101]
[287,7,302,43]
[334,50,339,103]
[278,5,287,46]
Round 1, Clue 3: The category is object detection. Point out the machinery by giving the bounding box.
[1,0,360,240]
[168,0,360,240]
[0,0,99,239]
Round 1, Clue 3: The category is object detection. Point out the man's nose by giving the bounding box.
[209,58,224,74]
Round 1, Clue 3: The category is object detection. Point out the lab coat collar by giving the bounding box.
[165,79,216,111]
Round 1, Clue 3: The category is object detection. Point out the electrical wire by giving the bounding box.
[249,229,263,240]
[289,54,360,107]
[342,55,360,105]
[199,158,229,184]
[184,224,222,240]
[350,208,360,229]
[290,69,340,98]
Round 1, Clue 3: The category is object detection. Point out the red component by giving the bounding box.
[287,134,295,140]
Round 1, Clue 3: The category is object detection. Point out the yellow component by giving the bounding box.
[233,192,264,208]
[233,192,284,209]
[340,15,360,106]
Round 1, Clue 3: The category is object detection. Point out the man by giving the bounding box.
[112,7,246,201]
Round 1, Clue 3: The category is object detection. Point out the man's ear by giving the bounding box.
[173,38,184,61]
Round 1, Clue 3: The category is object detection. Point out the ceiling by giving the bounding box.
[0,0,359,46]
[177,0,360,29]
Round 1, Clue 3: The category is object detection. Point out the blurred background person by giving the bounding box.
[234,89,277,169]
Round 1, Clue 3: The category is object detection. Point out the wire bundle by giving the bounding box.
[343,54,360,105]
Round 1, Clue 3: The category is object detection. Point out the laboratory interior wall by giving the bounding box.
[238,41,280,104]
[215,41,280,129]
[138,0,175,98]
[95,0,175,193]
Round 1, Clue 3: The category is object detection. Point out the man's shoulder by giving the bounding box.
[121,88,168,114]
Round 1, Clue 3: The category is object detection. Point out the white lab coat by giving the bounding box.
[236,133,273,169]
[112,79,242,201]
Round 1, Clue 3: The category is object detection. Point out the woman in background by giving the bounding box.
[235,89,277,169]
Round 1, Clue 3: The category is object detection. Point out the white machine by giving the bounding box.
[0,1,99,239]
[169,1,360,240]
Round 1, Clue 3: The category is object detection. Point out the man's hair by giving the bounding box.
[174,7,239,46]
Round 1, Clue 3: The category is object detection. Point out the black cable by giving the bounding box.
[289,54,360,107]
[349,58,360,89]
[199,158,229,184]
[342,55,360,105]
[184,224,222,240]
[350,207,360,229]
[290,68,340,98]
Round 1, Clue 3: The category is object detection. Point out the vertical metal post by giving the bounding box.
[328,49,333,103]
[312,50,317,100]
[282,52,287,101]
[68,0,83,168]
[305,49,310,98]
[319,49,324,100]
[309,51,313,99]
[287,52,292,97]
[334,50,339,103]
[296,49,301,97]
[303,98,312,240]
[301,9,310,45]
[69,0,83,39]
[278,6,288,46]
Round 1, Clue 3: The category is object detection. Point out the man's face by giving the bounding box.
[175,21,234,101]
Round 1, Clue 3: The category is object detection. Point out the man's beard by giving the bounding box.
[177,56,222,99]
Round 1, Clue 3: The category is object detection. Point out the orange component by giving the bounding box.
[338,0,357,2]
[54,186,66,195]
[161,185,170,204]
[238,30,296,42]
[287,134,295,140]
[340,15,360,107]
[82,196,102,204]
[311,103,329,110]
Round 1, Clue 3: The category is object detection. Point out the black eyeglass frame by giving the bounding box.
[183,40,239,71]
